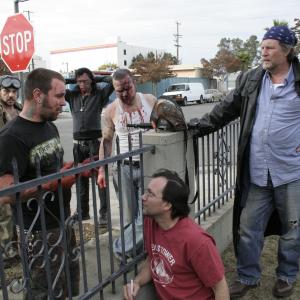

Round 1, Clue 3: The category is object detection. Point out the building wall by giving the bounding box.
[117,41,165,68]
[50,39,165,73]
[50,44,118,74]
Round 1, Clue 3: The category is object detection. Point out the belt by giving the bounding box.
[73,139,98,145]
[123,160,140,167]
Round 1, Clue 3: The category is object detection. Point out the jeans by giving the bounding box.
[237,177,300,285]
[112,164,143,255]
[73,139,107,216]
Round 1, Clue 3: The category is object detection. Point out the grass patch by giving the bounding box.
[222,235,300,299]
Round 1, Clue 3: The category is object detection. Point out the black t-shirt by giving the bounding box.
[0,116,71,230]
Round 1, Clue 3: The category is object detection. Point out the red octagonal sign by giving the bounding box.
[0,13,35,73]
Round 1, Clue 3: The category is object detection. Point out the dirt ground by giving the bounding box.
[222,235,300,299]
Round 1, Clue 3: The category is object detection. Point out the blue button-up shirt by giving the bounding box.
[249,64,300,187]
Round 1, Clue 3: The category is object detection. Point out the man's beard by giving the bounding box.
[1,98,15,107]
[41,95,58,121]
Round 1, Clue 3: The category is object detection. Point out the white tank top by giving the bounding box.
[114,93,153,160]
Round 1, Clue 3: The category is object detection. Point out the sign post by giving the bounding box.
[0,13,35,73]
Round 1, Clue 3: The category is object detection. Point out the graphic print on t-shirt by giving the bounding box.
[29,137,63,169]
[151,243,175,285]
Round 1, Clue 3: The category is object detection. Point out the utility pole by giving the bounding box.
[14,0,30,103]
[23,10,34,70]
[173,21,182,64]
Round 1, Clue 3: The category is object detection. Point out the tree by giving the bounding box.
[291,18,300,55]
[201,35,260,84]
[130,52,175,96]
[265,19,289,31]
[0,59,11,75]
[98,63,118,71]
[162,52,179,65]
[243,35,261,66]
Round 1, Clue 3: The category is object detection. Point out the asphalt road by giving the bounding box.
[54,101,218,161]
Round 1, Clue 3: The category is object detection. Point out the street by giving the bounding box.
[54,102,218,161]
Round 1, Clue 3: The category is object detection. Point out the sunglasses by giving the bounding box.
[0,76,21,89]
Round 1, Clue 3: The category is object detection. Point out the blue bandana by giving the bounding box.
[263,26,298,46]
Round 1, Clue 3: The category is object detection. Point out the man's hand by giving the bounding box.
[42,162,75,191]
[123,280,140,300]
[97,167,106,188]
[188,117,201,129]
[187,118,205,137]
[79,156,99,177]
[0,174,15,204]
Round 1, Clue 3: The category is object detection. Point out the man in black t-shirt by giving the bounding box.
[0,68,79,299]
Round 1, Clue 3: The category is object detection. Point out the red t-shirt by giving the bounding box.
[144,216,225,300]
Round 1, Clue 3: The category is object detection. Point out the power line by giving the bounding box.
[173,21,182,64]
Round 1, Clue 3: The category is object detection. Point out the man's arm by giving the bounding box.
[98,76,114,107]
[97,105,115,188]
[212,276,230,300]
[0,162,76,204]
[123,257,152,300]
[0,174,39,204]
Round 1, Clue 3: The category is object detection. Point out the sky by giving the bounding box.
[0,0,298,67]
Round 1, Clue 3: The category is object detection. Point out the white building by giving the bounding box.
[50,37,165,74]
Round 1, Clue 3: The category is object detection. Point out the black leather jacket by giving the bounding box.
[195,57,300,253]
[65,76,114,140]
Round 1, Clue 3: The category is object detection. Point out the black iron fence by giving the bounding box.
[193,120,240,223]
[0,122,239,299]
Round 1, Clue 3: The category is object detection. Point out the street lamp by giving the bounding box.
[62,62,69,75]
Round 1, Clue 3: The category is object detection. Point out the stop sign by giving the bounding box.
[0,13,34,73]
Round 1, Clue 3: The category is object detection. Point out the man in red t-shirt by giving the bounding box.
[124,169,229,300]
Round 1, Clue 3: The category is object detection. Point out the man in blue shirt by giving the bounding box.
[189,26,300,298]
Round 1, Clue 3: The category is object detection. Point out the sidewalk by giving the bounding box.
[70,175,133,299]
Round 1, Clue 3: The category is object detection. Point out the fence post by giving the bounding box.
[142,130,195,211]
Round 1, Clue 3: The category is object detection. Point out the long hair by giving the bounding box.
[279,42,296,63]
[152,169,190,219]
[75,67,97,92]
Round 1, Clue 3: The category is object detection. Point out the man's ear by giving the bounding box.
[32,88,43,104]
[163,201,172,212]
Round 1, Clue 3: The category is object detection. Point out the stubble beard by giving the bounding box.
[41,96,58,122]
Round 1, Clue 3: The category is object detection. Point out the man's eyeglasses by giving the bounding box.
[144,189,162,199]
[0,75,21,89]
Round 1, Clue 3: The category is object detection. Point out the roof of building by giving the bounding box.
[50,43,118,55]
[169,64,203,71]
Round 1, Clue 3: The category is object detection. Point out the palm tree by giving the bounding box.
[265,19,289,31]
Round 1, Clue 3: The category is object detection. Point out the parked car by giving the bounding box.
[203,89,223,103]
[162,82,205,106]
[61,102,70,112]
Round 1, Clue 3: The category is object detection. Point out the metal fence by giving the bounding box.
[0,122,239,299]
[193,120,240,223]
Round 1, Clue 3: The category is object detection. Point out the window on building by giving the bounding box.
[123,49,127,55]
[124,60,127,66]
